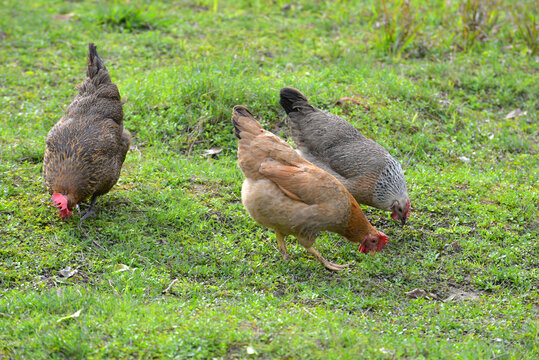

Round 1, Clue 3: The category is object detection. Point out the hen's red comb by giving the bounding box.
[51,193,72,218]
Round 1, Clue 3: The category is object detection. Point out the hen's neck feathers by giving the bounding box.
[372,156,408,210]
[340,193,377,241]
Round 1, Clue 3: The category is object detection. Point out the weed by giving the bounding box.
[372,0,422,57]
[513,12,538,55]
[458,0,499,50]
[93,0,168,32]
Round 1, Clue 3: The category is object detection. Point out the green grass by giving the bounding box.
[0,0,538,358]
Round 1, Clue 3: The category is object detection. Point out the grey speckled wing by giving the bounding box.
[280,87,410,217]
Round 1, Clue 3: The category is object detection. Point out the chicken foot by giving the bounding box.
[275,232,290,260]
[80,195,98,224]
[305,246,351,272]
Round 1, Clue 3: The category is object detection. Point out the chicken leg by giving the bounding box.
[304,246,351,272]
[80,195,98,224]
[275,231,290,260]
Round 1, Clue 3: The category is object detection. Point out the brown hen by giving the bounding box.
[43,43,130,222]
[232,105,388,271]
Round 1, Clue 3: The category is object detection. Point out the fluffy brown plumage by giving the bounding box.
[280,87,411,225]
[43,43,130,222]
[232,105,388,271]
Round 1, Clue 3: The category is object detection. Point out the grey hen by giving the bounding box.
[280,87,410,225]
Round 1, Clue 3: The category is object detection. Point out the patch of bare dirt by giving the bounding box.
[442,286,481,302]
[186,177,233,199]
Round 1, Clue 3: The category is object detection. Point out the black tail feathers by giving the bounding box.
[232,106,253,139]
[232,118,241,139]
[279,87,309,114]
[231,106,262,140]
[87,43,106,79]
[233,105,255,118]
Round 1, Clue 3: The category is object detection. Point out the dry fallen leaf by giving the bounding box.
[438,99,452,107]
[54,13,76,21]
[57,309,82,323]
[114,264,131,273]
[405,288,437,299]
[458,156,470,163]
[505,109,527,119]
[202,147,223,158]
[57,266,78,278]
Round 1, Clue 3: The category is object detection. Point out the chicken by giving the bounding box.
[43,43,130,222]
[280,87,411,225]
[232,105,388,271]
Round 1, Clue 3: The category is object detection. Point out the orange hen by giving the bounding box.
[232,105,388,271]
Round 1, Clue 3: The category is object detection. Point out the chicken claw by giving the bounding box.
[305,247,351,272]
[80,195,98,224]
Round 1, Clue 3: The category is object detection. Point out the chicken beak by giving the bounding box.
[401,217,406,226]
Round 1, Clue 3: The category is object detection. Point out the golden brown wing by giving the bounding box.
[259,160,345,205]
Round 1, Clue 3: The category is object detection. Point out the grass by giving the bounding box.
[0,0,538,358]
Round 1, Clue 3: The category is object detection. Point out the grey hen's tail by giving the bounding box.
[87,43,107,79]
[279,87,310,114]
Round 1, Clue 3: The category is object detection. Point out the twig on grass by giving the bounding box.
[163,278,179,294]
[301,306,323,322]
